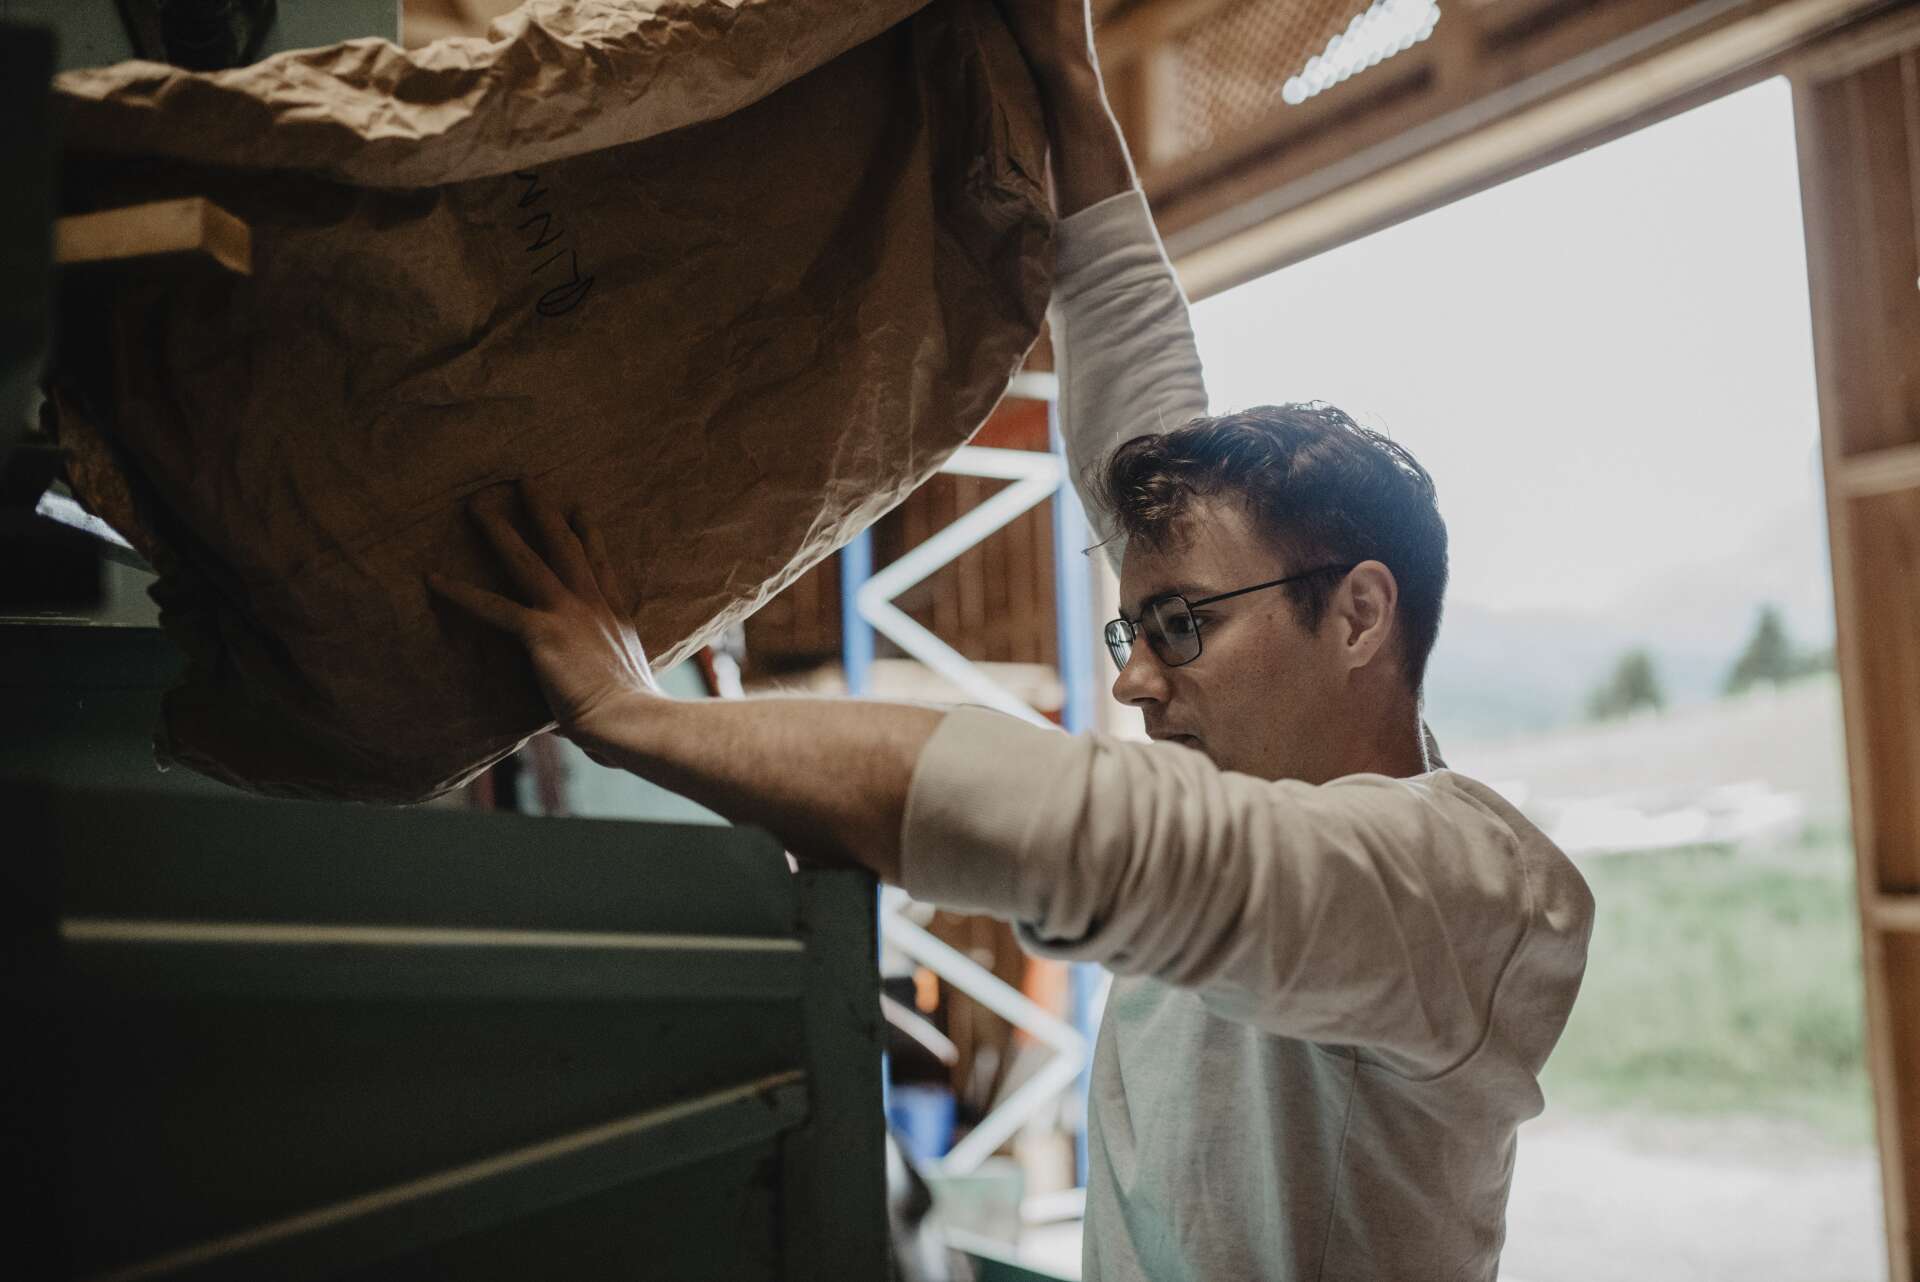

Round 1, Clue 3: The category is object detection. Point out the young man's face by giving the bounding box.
[1111,497,1351,782]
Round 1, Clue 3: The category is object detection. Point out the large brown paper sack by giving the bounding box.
[51,0,1053,802]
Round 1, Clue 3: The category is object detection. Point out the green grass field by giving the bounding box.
[1539,827,1878,1145]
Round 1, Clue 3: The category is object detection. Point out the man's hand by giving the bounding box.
[995,0,1137,217]
[996,0,1098,83]
[428,483,660,752]
[428,482,942,882]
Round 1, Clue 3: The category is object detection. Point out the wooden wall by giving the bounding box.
[1793,14,1920,1274]
[742,394,1064,682]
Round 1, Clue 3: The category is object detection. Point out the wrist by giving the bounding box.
[567,686,674,765]
[1032,52,1102,111]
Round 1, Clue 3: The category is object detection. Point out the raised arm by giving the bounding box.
[1002,1,1210,569]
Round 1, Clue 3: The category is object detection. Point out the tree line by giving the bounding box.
[1585,604,1835,722]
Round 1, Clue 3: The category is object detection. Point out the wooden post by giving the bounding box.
[1791,11,1920,1277]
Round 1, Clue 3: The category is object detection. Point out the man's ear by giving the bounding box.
[1334,561,1398,672]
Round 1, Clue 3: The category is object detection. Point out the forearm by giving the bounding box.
[1013,26,1207,567]
[575,693,943,883]
[1050,190,1209,573]
[1033,57,1138,217]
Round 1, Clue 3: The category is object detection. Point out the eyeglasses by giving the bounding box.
[1103,564,1356,671]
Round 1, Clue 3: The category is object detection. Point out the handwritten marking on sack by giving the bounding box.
[511,171,595,318]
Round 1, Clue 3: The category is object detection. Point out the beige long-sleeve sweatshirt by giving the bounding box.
[898,190,1595,1281]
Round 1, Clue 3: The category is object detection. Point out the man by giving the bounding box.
[431,3,1594,1277]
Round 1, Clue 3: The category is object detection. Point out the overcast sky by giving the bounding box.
[1187,77,1834,647]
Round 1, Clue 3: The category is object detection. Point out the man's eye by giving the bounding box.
[1165,613,1198,637]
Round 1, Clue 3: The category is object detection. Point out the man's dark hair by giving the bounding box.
[1094,402,1449,691]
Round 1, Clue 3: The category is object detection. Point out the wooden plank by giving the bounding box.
[89,1073,808,1282]
[1872,893,1920,933]
[1004,481,1030,665]
[1793,32,1920,1277]
[933,476,960,644]
[1884,935,1920,1282]
[1789,1,1920,80]
[1842,54,1920,453]
[1839,442,1920,498]
[958,477,989,659]
[1848,486,1920,891]
[1799,56,1883,458]
[55,198,251,275]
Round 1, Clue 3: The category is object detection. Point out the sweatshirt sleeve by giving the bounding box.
[1053,189,1210,575]
[900,707,1536,1074]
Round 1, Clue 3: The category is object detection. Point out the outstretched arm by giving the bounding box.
[429,486,1513,1072]
[999,0,1137,218]
[429,485,934,882]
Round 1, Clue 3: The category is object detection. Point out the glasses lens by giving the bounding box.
[1103,619,1133,670]
[1147,597,1201,666]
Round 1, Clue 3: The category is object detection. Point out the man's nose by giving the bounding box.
[1111,641,1170,707]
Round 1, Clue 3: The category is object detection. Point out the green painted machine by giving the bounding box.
[2,620,889,1280]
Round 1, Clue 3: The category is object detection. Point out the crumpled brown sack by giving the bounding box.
[52,0,1053,802]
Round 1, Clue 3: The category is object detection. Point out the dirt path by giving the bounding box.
[1500,1112,1886,1282]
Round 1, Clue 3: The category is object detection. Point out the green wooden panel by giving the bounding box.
[0,621,229,798]
[781,870,891,1282]
[6,784,801,938]
[96,1078,809,1282]
[347,1143,786,1282]
[968,1254,1080,1282]
[61,998,806,1277]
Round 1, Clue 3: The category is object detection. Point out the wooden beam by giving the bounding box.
[1165,0,1883,298]
[1785,0,1920,78]
[1837,442,1920,499]
[54,197,251,275]
[1873,894,1920,934]
[1792,23,1920,1275]
[1136,0,1729,221]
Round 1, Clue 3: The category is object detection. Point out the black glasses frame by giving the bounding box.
[1103,563,1357,671]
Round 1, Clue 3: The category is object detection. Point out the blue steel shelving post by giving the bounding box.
[841,529,874,698]
[842,377,1102,1189]
[840,527,880,1124]
[1050,400,1103,1191]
